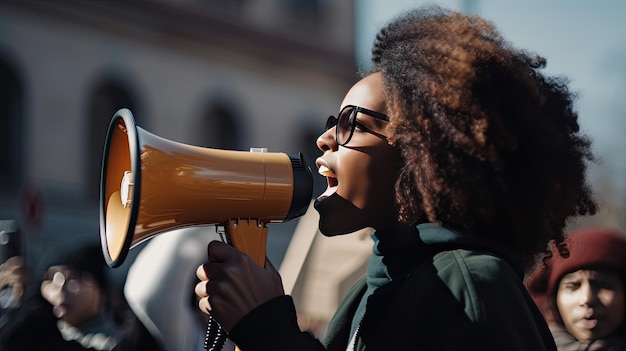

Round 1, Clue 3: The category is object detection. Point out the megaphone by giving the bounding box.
[99,108,313,268]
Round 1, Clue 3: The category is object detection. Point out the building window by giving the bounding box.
[195,100,242,150]
[279,0,325,31]
[0,56,23,196]
[86,79,139,203]
[285,0,321,14]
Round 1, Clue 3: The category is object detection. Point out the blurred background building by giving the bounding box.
[1,0,624,339]
[0,0,355,269]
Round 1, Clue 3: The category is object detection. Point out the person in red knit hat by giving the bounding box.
[526,227,626,351]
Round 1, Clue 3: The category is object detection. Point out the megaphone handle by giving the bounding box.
[225,219,269,267]
[204,220,268,351]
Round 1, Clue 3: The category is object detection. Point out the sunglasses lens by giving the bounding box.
[337,107,355,145]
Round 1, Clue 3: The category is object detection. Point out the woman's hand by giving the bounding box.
[195,241,284,332]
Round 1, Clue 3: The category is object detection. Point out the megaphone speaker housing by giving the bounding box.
[100,108,313,267]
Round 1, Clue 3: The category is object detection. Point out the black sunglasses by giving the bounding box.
[325,105,389,146]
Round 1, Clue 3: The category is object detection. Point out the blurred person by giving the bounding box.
[194,5,596,350]
[0,257,28,328]
[526,227,626,350]
[114,227,235,351]
[0,220,25,321]
[0,242,120,351]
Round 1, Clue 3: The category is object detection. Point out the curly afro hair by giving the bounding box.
[369,5,596,267]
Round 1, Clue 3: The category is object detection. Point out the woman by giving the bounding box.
[526,227,626,351]
[195,5,596,350]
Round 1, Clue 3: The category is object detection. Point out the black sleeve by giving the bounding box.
[1,293,87,351]
[228,295,327,351]
[113,313,165,351]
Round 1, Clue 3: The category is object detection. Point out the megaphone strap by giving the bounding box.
[204,314,226,351]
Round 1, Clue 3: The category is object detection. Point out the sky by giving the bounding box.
[356,0,626,193]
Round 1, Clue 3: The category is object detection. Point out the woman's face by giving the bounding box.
[314,72,399,235]
[556,269,625,342]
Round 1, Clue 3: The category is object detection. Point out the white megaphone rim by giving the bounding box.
[99,108,142,268]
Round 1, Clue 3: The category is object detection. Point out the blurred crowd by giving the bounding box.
[0,222,233,351]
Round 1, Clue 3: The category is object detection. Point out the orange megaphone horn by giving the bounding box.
[99,108,313,268]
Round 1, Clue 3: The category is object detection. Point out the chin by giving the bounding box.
[314,192,368,236]
[318,220,351,237]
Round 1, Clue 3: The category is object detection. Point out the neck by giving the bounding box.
[372,220,414,239]
[371,223,428,279]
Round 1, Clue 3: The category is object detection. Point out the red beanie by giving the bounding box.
[527,227,626,299]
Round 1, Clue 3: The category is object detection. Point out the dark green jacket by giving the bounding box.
[229,224,556,351]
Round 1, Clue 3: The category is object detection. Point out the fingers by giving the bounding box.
[196,263,209,281]
[2,256,25,269]
[198,297,212,315]
[194,275,212,315]
[197,292,212,315]
[195,241,285,327]
[194,277,208,298]
[0,256,29,296]
[196,246,228,317]
[196,243,227,316]
[195,264,211,313]
[0,256,25,278]
[207,240,239,262]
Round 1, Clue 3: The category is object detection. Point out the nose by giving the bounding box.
[578,283,597,306]
[316,126,337,152]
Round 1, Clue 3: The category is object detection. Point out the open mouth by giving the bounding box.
[576,310,601,330]
[317,165,338,201]
[577,318,598,329]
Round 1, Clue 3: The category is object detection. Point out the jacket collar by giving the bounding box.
[417,223,525,279]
